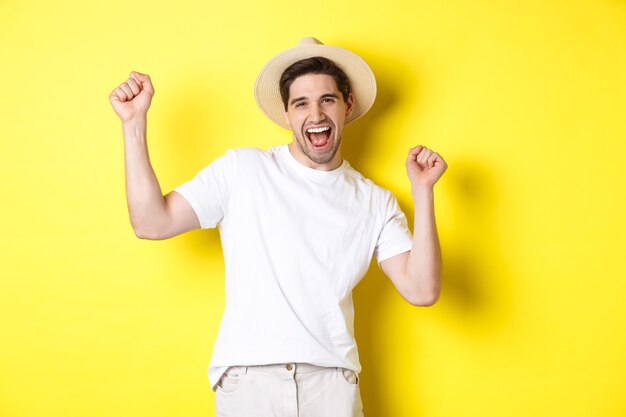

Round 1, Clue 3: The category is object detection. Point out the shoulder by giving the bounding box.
[344,163,395,200]
[221,146,286,177]
[226,146,281,162]
[343,164,405,218]
[217,147,271,169]
[225,146,265,159]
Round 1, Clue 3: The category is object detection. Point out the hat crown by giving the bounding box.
[297,37,323,46]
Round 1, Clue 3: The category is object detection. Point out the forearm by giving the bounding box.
[122,117,168,238]
[406,185,442,305]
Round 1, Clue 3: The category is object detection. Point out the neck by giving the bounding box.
[287,142,343,171]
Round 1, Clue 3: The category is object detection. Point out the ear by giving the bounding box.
[345,93,355,118]
[283,111,290,126]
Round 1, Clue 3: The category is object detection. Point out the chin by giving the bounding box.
[307,143,340,165]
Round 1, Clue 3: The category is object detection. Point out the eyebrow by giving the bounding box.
[289,93,340,106]
[290,96,307,106]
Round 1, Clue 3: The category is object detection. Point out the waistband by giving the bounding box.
[226,362,348,376]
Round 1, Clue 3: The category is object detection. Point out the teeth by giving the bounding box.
[306,126,330,133]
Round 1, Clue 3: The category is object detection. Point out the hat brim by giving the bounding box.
[254,43,377,130]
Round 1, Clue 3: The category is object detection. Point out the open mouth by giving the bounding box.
[305,125,332,150]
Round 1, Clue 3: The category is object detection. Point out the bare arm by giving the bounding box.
[380,146,447,306]
[110,71,200,239]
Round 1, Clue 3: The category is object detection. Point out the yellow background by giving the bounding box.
[1,0,625,416]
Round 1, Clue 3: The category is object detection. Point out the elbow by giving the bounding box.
[130,214,167,240]
[408,289,440,307]
[134,228,156,240]
[132,224,164,240]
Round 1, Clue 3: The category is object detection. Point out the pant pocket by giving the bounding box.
[339,368,359,385]
[216,366,247,394]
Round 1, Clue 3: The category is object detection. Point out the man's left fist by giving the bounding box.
[406,145,447,188]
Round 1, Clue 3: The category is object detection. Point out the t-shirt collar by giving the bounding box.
[280,144,348,182]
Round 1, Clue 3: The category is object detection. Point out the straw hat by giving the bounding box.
[254,37,377,130]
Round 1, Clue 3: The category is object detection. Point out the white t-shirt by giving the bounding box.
[174,144,412,390]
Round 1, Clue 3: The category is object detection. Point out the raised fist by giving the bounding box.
[406,145,447,188]
[109,71,155,123]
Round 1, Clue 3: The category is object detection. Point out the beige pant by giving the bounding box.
[213,362,364,417]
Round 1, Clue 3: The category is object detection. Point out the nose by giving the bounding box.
[309,102,324,123]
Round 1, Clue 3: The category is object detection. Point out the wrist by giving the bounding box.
[122,117,147,139]
[411,183,434,195]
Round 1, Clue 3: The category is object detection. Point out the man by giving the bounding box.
[109,37,447,417]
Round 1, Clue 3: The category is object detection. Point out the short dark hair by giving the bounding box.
[279,56,351,111]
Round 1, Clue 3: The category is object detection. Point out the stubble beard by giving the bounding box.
[294,129,342,166]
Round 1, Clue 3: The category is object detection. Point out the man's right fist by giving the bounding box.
[109,71,155,123]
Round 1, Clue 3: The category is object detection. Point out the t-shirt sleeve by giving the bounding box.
[373,191,413,264]
[172,149,236,229]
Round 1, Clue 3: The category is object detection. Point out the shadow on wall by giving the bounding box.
[340,79,397,170]
[158,76,225,257]
[435,159,514,331]
[347,52,513,417]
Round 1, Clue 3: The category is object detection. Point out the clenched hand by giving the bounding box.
[109,71,154,123]
[406,145,447,189]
